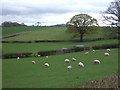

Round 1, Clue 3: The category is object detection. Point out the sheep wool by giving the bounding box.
[32,61,36,64]
[92,49,95,52]
[67,65,72,69]
[46,56,48,58]
[17,57,20,60]
[93,60,100,64]
[44,63,49,67]
[38,55,41,57]
[106,49,111,51]
[78,62,84,67]
[65,59,70,63]
[72,58,76,61]
[104,52,110,56]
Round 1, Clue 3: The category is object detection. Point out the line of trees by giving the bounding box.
[2,21,27,27]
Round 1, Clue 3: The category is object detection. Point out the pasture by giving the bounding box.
[2,26,118,88]
[3,48,118,88]
[2,26,50,37]
[2,26,114,41]
[2,39,118,53]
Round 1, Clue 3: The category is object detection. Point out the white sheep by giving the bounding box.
[78,62,84,67]
[85,52,89,55]
[46,56,48,58]
[64,59,70,63]
[92,49,95,52]
[37,55,41,57]
[93,60,100,64]
[17,57,20,60]
[44,63,49,67]
[32,61,36,64]
[106,49,111,51]
[72,58,76,61]
[67,65,72,70]
[104,52,110,56]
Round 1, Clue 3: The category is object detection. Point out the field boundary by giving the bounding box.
[1,31,34,39]
[1,38,118,43]
[2,43,119,59]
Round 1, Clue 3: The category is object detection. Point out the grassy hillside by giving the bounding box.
[2,26,118,41]
[2,39,118,53]
[2,26,50,37]
[3,48,118,88]
[2,26,107,41]
[2,27,74,41]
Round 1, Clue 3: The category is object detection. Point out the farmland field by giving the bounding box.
[2,26,119,88]
[2,39,118,53]
[2,26,50,37]
[3,48,118,88]
[2,26,113,41]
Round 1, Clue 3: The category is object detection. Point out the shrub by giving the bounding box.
[38,50,58,56]
[92,44,119,50]
[2,52,33,59]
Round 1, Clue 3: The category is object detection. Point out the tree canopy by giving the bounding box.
[66,14,99,41]
[2,21,26,27]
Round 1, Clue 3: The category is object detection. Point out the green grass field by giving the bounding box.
[2,26,109,41]
[2,39,118,53]
[2,26,118,88]
[2,27,74,41]
[2,26,50,37]
[0,59,2,90]
[2,26,118,41]
[3,48,118,88]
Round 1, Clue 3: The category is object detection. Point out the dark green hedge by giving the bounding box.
[2,52,33,59]
[38,50,59,56]
[2,43,119,59]
[92,43,119,50]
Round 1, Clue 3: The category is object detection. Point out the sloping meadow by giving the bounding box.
[3,48,118,88]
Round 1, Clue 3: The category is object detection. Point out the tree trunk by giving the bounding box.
[80,34,83,42]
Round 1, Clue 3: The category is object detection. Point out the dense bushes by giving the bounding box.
[92,43,119,50]
[2,52,33,59]
[37,50,59,56]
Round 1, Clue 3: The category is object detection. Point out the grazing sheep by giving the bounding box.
[17,57,20,60]
[32,61,36,64]
[46,56,48,58]
[78,62,84,67]
[106,49,111,51]
[72,58,76,61]
[104,52,110,56]
[85,52,89,55]
[65,59,70,63]
[67,65,72,70]
[37,55,41,57]
[92,49,95,52]
[44,63,49,67]
[93,60,100,64]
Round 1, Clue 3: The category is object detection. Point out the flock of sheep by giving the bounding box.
[65,48,110,70]
[16,48,111,69]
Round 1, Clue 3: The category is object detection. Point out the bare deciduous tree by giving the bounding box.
[103,1,120,28]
